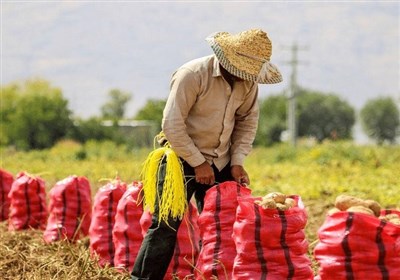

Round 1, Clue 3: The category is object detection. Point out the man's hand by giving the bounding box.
[194,161,215,185]
[231,165,250,185]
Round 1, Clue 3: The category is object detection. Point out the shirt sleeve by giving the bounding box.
[230,83,259,166]
[162,68,206,167]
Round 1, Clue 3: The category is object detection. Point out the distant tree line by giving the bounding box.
[255,89,356,146]
[256,88,399,145]
[1,78,399,150]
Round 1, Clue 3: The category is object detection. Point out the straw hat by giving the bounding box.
[206,29,282,84]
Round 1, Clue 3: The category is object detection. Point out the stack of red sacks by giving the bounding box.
[0,169,14,221]
[195,183,313,280]
[8,172,48,231]
[195,181,251,280]
[232,195,313,279]
[89,178,127,267]
[112,181,144,272]
[314,209,400,279]
[43,175,92,243]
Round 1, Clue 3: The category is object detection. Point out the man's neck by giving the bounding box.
[220,65,235,88]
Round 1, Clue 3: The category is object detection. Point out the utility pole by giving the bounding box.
[283,42,308,147]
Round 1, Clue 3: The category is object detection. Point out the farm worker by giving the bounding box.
[131,28,282,280]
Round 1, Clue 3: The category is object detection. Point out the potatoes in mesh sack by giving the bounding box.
[379,213,400,225]
[333,194,381,217]
[346,205,375,216]
[255,192,296,210]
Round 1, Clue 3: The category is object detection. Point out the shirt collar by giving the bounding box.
[212,55,222,77]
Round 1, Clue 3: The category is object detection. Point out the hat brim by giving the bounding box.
[207,37,283,84]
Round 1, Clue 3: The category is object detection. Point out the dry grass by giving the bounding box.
[1,141,398,279]
[0,222,130,280]
[0,203,326,279]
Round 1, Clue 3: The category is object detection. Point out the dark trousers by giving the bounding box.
[131,160,233,280]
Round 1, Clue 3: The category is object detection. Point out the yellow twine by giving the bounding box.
[141,135,187,225]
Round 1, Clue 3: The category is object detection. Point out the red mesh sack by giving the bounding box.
[140,202,201,280]
[8,172,48,231]
[89,178,127,267]
[195,181,251,280]
[1,169,14,221]
[232,195,313,280]
[314,210,400,280]
[43,175,92,243]
[112,181,144,272]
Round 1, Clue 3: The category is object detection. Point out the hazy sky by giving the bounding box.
[2,1,399,121]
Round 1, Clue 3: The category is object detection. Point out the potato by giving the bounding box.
[389,218,400,225]
[256,192,294,211]
[327,207,341,215]
[364,199,381,217]
[335,195,381,217]
[255,198,276,209]
[265,192,286,204]
[380,213,400,225]
[284,197,296,209]
[385,213,400,220]
[335,195,366,211]
[276,203,288,211]
[346,205,374,216]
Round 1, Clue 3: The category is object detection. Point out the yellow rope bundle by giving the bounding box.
[141,139,187,225]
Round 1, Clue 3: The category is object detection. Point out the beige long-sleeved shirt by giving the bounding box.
[162,55,259,171]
